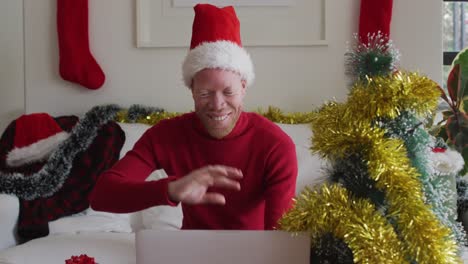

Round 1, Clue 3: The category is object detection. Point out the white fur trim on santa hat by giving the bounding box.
[182,40,254,88]
[6,131,70,167]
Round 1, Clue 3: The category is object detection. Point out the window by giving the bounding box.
[443,0,468,86]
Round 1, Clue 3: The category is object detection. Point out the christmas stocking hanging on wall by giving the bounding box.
[57,0,105,90]
[358,0,393,43]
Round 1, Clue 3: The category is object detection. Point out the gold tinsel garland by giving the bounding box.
[115,106,315,125]
[348,72,440,122]
[368,137,458,263]
[309,102,386,159]
[278,184,407,263]
[280,72,461,263]
[115,110,182,125]
[256,106,315,124]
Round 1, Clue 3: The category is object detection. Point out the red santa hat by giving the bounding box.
[358,0,393,43]
[6,113,70,167]
[182,4,254,88]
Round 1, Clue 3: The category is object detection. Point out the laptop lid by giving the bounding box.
[136,230,310,264]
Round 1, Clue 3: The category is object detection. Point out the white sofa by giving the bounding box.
[1,121,467,263]
[0,122,326,264]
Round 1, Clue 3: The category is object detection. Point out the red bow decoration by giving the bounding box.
[432,147,447,153]
[65,254,97,264]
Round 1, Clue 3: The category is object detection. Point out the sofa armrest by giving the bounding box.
[0,194,19,250]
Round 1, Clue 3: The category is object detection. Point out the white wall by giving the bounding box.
[0,0,442,124]
[0,0,25,133]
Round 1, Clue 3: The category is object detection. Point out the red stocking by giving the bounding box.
[359,0,393,43]
[57,0,105,90]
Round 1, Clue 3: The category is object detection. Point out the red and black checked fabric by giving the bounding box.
[0,116,124,243]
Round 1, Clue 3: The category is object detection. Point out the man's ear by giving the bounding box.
[241,79,247,97]
[191,87,196,100]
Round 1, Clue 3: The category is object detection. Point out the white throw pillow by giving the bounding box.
[49,209,133,234]
[141,170,183,230]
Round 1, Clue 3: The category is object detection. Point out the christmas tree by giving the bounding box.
[278,1,465,261]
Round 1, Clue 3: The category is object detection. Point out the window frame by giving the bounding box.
[444,0,468,65]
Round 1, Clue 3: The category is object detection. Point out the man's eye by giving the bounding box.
[199,93,210,98]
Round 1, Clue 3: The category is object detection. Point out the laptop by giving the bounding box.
[135,230,310,264]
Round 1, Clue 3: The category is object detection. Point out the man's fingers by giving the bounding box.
[201,193,226,205]
[212,177,241,190]
[205,165,243,179]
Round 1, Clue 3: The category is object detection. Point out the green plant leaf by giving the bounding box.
[460,74,468,103]
[453,46,468,81]
[454,132,468,151]
[447,115,461,144]
[442,110,454,119]
[438,125,448,142]
[458,112,468,128]
[429,123,447,140]
[463,76,468,99]
[447,113,468,150]
[463,98,468,113]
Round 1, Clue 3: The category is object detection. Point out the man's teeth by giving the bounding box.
[212,115,228,121]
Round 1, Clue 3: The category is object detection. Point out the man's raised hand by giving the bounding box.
[168,165,243,205]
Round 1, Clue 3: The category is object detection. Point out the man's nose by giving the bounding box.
[211,93,226,109]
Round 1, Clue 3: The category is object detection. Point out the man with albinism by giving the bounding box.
[90,3,298,230]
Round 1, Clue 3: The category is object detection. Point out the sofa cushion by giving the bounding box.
[119,122,184,230]
[118,123,152,159]
[49,208,132,235]
[141,170,183,230]
[275,123,326,194]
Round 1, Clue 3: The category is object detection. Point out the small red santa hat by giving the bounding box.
[6,113,70,167]
[358,0,393,43]
[182,4,254,88]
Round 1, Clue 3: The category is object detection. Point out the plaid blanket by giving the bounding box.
[0,115,124,242]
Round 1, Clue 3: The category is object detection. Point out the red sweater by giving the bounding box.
[90,112,297,230]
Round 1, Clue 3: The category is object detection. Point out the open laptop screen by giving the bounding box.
[136,230,310,264]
